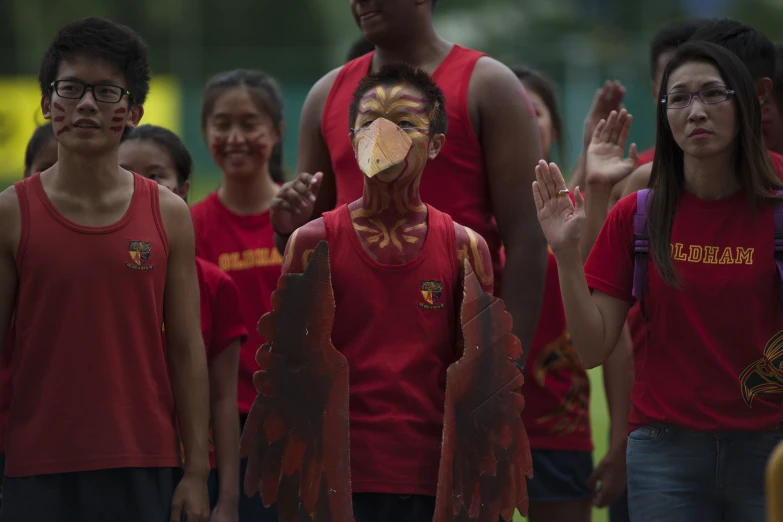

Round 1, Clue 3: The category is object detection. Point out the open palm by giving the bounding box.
[532,160,585,252]
[586,109,638,187]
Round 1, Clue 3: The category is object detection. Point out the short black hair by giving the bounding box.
[24,124,55,173]
[348,63,447,136]
[650,19,709,78]
[690,19,775,81]
[39,17,150,105]
[346,37,375,62]
[201,69,286,184]
[122,125,193,186]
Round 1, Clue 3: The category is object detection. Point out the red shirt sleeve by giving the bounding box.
[209,274,249,359]
[583,192,637,303]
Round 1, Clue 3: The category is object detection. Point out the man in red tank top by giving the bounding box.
[281,64,493,522]
[271,0,547,366]
[0,18,210,522]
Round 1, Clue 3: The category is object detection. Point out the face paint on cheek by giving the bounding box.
[56,126,71,136]
[516,86,535,119]
[53,116,65,122]
[109,126,124,134]
[111,117,123,122]
[114,108,127,114]
[248,132,270,158]
[211,135,228,157]
[53,102,65,113]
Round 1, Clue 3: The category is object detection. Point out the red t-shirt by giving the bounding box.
[586,190,783,432]
[322,204,460,496]
[194,257,248,468]
[321,45,505,295]
[6,173,180,477]
[521,249,593,451]
[625,149,783,385]
[190,192,282,414]
[196,257,248,362]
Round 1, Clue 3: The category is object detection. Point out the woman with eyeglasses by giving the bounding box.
[532,41,783,522]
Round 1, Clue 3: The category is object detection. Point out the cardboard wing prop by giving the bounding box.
[240,241,354,522]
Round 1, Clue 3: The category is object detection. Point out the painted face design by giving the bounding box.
[353,84,434,182]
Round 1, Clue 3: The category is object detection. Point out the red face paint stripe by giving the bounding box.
[53,116,65,122]
[396,95,427,103]
[113,108,127,114]
[111,117,123,122]
[53,102,65,112]
[109,126,124,133]
[56,126,70,136]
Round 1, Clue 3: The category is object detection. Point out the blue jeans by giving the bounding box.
[626,423,783,522]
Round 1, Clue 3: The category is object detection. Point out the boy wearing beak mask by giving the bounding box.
[280,64,493,522]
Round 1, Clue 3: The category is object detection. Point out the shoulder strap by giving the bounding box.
[773,190,783,309]
[633,189,652,317]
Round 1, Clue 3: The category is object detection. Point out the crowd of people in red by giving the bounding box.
[0,2,781,521]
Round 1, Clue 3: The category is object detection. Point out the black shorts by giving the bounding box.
[352,492,435,522]
[0,466,181,522]
[526,449,594,503]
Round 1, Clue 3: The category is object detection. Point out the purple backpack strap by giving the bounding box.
[774,190,783,309]
[632,189,652,315]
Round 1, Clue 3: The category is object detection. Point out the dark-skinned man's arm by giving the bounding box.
[272,70,340,254]
[470,58,548,368]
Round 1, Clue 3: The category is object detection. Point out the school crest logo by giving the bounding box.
[419,280,445,310]
[740,329,783,406]
[126,240,154,271]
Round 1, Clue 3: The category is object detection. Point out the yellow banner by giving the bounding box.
[0,77,181,183]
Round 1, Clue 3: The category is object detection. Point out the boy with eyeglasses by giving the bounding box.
[0,17,210,522]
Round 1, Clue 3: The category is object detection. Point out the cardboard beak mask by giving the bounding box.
[355,118,413,178]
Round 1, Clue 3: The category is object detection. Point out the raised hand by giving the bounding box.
[240,242,354,522]
[583,81,626,150]
[585,109,638,187]
[532,160,584,254]
[270,171,323,236]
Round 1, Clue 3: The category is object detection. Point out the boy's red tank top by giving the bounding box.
[321,45,503,294]
[6,173,180,477]
[322,204,459,496]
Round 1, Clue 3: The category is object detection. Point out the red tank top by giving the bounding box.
[322,204,459,496]
[321,45,503,294]
[6,173,180,477]
[0,331,12,454]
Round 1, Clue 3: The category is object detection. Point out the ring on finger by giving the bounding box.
[557,189,569,197]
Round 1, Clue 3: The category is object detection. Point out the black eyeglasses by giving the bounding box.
[661,87,734,109]
[50,80,131,104]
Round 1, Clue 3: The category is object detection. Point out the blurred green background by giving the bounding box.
[4,1,783,520]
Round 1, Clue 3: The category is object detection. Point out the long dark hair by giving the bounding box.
[648,41,783,286]
[122,124,193,186]
[200,69,285,183]
[509,65,565,165]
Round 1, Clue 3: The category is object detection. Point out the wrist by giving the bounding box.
[183,462,211,479]
[216,495,239,508]
[585,176,616,190]
[550,244,581,263]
